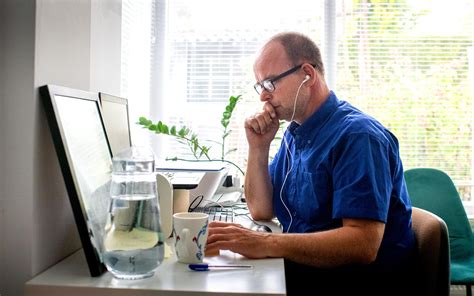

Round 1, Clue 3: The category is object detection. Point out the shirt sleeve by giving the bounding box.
[332,133,393,223]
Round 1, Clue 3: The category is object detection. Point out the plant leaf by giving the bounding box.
[162,123,169,134]
[149,124,157,132]
[221,118,230,128]
[138,116,148,125]
[224,148,238,156]
[178,127,186,137]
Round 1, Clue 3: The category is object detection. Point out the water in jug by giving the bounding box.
[102,146,164,279]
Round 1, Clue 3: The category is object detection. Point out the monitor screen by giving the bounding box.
[99,92,132,156]
[40,85,111,276]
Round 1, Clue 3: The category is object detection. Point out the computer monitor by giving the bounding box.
[98,92,132,156]
[40,85,110,277]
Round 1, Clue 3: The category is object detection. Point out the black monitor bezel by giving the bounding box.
[40,84,109,277]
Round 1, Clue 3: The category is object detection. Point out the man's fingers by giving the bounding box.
[262,111,273,125]
[208,224,246,236]
[206,240,232,252]
[263,103,277,119]
[254,114,269,133]
[209,221,241,228]
[245,112,274,135]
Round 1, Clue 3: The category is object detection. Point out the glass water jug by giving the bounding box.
[102,146,164,279]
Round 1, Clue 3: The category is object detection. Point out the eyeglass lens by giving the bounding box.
[254,64,303,95]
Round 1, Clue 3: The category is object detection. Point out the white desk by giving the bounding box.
[25,213,286,296]
[25,249,285,296]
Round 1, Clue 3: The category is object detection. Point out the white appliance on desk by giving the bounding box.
[155,161,233,238]
[188,166,230,207]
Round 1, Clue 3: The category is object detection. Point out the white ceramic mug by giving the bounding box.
[172,212,209,264]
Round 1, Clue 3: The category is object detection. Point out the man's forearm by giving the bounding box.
[244,148,274,220]
[266,220,384,268]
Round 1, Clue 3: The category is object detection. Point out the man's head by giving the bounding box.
[269,32,325,77]
[253,32,329,124]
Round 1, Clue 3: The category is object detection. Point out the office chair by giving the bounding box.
[405,168,474,296]
[411,207,450,296]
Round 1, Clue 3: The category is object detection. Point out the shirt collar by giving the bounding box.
[288,90,339,138]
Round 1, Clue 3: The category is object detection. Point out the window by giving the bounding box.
[121,0,156,146]
[122,0,474,211]
[333,0,474,213]
[156,0,324,174]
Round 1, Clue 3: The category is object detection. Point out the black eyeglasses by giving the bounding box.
[254,64,308,95]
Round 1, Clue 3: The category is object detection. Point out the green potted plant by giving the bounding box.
[138,95,244,176]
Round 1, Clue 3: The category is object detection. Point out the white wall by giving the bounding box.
[0,0,5,294]
[2,1,37,296]
[0,0,122,295]
[33,0,93,279]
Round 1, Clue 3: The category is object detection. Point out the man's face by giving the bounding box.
[253,42,306,122]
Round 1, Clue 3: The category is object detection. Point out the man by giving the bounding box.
[206,32,416,295]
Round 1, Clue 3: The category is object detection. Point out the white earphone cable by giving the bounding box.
[279,78,307,233]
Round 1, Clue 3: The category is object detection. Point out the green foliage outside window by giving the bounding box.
[339,0,473,201]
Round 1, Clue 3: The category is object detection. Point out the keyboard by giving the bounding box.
[194,206,234,223]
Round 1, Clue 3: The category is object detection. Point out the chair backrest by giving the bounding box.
[411,207,451,296]
[404,168,473,260]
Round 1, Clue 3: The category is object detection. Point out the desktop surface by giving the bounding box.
[25,211,286,296]
[25,248,285,296]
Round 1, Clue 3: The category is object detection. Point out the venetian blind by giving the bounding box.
[122,0,474,207]
[157,0,324,175]
[334,0,474,204]
[121,0,156,146]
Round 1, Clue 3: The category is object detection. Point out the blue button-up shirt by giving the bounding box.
[269,91,415,267]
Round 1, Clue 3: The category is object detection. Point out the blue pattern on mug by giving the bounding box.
[193,221,208,261]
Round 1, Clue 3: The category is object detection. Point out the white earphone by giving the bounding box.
[279,73,311,233]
